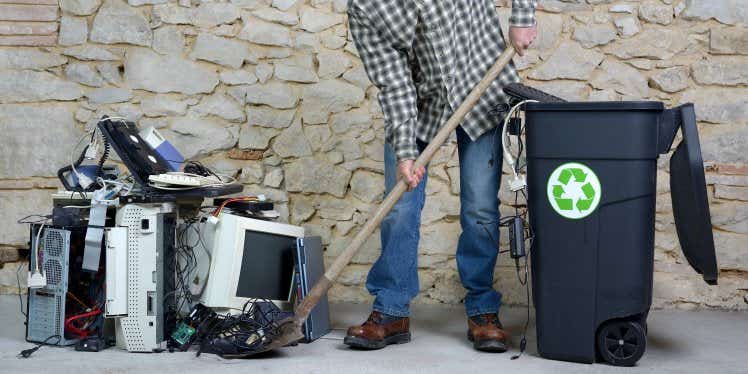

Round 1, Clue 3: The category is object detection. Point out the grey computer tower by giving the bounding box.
[110,203,177,352]
[26,227,78,346]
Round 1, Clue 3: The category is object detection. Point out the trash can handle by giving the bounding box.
[658,103,695,154]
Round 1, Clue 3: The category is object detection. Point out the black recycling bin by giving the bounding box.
[524,101,718,366]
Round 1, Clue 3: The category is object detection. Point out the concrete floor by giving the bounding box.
[1,295,746,374]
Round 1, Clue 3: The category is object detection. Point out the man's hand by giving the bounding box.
[398,160,425,192]
[509,24,538,56]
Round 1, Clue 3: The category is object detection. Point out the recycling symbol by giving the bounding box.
[546,162,602,219]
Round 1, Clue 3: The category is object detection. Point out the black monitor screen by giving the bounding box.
[235,231,296,301]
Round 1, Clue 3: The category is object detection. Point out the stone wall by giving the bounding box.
[0,0,746,310]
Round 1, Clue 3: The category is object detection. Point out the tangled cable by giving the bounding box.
[195,300,289,358]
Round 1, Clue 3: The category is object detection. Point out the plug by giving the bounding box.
[76,172,94,189]
[509,217,526,260]
[28,271,47,289]
[19,345,41,358]
[508,175,527,192]
[84,141,98,160]
[206,215,219,225]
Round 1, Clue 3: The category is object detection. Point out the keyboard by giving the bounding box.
[148,173,220,187]
[504,83,567,103]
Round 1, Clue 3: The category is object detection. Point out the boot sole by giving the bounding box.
[344,332,411,350]
[467,330,508,353]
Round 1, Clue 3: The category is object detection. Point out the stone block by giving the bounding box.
[124,49,219,95]
[58,16,87,46]
[682,0,748,26]
[710,27,748,55]
[141,95,188,117]
[0,48,66,69]
[528,41,604,81]
[238,18,291,47]
[299,6,343,32]
[573,23,617,48]
[152,26,184,55]
[639,0,674,25]
[164,118,238,158]
[0,104,81,179]
[87,87,132,104]
[59,0,100,15]
[272,119,313,158]
[238,124,278,150]
[190,33,253,69]
[0,70,83,103]
[90,0,152,47]
[0,4,57,21]
[301,79,365,124]
[692,57,748,86]
[591,59,649,98]
[604,28,689,59]
[284,156,351,197]
[350,170,384,203]
[680,88,747,124]
[649,66,690,93]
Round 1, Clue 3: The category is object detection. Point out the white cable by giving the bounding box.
[70,117,131,189]
[33,223,45,274]
[502,100,538,178]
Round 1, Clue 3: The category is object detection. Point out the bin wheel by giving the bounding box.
[596,320,646,366]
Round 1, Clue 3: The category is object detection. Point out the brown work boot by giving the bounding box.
[343,311,411,350]
[467,313,510,352]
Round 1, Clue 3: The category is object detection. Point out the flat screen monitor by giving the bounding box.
[235,231,296,301]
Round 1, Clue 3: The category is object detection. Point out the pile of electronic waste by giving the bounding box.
[17,116,330,359]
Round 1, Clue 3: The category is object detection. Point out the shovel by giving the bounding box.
[256,46,518,355]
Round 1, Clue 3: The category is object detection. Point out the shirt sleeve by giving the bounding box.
[510,0,537,27]
[348,5,419,161]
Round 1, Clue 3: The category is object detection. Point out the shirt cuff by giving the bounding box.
[391,120,419,162]
[509,1,537,28]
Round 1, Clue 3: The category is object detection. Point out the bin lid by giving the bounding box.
[667,104,719,285]
[525,101,664,112]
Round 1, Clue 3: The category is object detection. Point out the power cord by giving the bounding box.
[18,335,61,358]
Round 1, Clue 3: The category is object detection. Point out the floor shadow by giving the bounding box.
[646,332,682,353]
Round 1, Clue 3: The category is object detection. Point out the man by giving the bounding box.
[345,0,538,352]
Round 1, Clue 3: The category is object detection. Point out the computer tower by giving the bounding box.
[26,226,78,346]
[109,203,177,352]
[26,224,108,346]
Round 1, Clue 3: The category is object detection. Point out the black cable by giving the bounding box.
[96,134,111,180]
[16,259,26,318]
[195,299,286,357]
[18,335,61,358]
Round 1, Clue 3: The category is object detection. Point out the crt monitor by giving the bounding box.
[200,213,305,312]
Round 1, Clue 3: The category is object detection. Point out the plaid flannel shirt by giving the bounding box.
[349,0,537,161]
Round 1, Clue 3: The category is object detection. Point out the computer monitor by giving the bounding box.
[200,213,305,312]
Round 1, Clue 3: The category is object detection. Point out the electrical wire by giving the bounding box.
[33,224,45,274]
[16,262,26,318]
[502,100,537,179]
[195,299,288,358]
[18,335,61,358]
[65,308,102,339]
[211,196,260,217]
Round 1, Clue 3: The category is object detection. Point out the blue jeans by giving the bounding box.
[366,126,503,317]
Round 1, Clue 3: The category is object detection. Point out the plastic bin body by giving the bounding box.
[525,102,665,363]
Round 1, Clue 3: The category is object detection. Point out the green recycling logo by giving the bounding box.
[546,162,602,219]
